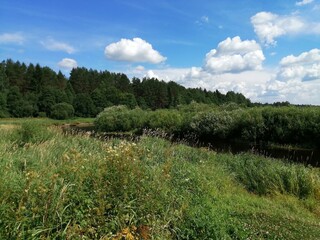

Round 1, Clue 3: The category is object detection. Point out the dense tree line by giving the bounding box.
[0,59,251,118]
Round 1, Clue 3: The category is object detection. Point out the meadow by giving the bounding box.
[0,119,320,239]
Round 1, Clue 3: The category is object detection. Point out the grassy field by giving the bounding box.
[0,119,319,239]
[0,117,95,126]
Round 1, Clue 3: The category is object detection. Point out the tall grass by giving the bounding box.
[218,153,320,199]
[0,121,319,239]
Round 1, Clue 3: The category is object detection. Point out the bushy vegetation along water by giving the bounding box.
[0,120,319,239]
[95,103,320,148]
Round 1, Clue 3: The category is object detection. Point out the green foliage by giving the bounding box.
[12,121,53,146]
[6,86,36,117]
[37,89,57,115]
[237,108,265,141]
[38,112,47,118]
[190,110,237,139]
[1,59,252,119]
[0,61,8,91]
[0,111,9,118]
[94,104,320,148]
[147,109,183,133]
[119,93,138,109]
[220,153,320,198]
[73,93,96,117]
[0,122,319,239]
[95,105,146,132]
[0,93,8,117]
[50,102,75,120]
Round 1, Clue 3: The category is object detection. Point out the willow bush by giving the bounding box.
[94,105,320,147]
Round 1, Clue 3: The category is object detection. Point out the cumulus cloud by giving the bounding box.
[258,49,320,104]
[135,66,271,101]
[142,68,191,82]
[105,38,166,64]
[296,0,314,6]
[139,64,320,105]
[41,38,76,54]
[251,12,305,46]
[128,37,268,101]
[204,36,265,73]
[280,49,320,65]
[260,78,320,104]
[126,37,320,105]
[135,65,145,72]
[277,49,320,81]
[58,58,78,70]
[145,70,160,79]
[0,32,24,44]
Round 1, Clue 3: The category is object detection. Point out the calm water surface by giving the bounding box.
[68,124,320,167]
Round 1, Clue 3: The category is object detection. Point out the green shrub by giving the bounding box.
[190,110,236,139]
[13,121,52,146]
[50,102,74,120]
[147,109,183,133]
[95,105,146,132]
[94,105,320,148]
[0,110,9,118]
[257,106,320,146]
[238,108,265,142]
[38,111,47,118]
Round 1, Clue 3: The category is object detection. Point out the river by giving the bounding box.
[66,124,320,167]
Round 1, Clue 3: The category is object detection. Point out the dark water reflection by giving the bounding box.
[67,125,320,167]
[193,139,320,167]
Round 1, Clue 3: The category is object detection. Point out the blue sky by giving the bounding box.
[1,0,320,104]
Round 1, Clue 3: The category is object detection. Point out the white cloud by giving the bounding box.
[58,58,78,70]
[128,38,320,104]
[204,36,265,73]
[139,64,320,105]
[104,38,166,64]
[196,15,210,26]
[258,49,320,104]
[128,37,268,101]
[278,49,320,81]
[0,32,24,44]
[41,38,76,54]
[123,36,320,105]
[280,49,320,65]
[145,70,160,79]
[260,78,320,105]
[135,65,145,72]
[251,11,320,46]
[134,66,272,102]
[143,68,191,82]
[251,12,305,46]
[296,0,314,6]
[201,16,209,23]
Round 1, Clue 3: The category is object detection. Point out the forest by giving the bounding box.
[0,59,250,119]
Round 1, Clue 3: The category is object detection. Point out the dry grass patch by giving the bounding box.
[0,124,18,130]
